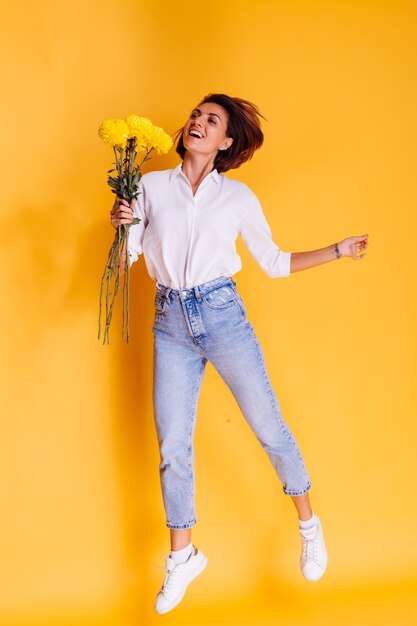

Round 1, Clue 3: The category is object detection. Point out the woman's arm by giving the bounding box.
[290,235,369,273]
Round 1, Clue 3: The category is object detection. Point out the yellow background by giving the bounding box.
[1,0,417,624]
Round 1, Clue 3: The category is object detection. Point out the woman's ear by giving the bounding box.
[220,138,233,150]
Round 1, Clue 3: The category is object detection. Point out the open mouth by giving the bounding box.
[189,129,204,139]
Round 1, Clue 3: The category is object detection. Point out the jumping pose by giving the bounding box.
[110,93,369,614]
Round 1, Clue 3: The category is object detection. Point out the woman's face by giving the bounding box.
[183,102,233,158]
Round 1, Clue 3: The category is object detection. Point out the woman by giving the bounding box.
[110,93,369,614]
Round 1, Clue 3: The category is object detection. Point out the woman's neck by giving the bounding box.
[181,152,216,187]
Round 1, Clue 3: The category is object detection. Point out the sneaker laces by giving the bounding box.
[300,524,321,565]
[154,555,186,595]
[154,545,197,592]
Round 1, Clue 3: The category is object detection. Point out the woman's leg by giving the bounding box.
[152,331,208,614]
[291,492,313,520]
[152,325,207,532]
[170,528,192,551]
[198,283,327,581]
[205,315,312,498]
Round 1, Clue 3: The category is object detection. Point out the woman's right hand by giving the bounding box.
[110,196,136,229]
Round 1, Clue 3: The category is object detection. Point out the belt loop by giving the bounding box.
[193,285,201,301]
[165,287,172,301]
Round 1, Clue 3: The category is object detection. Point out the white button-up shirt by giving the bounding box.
[127,162,291,289]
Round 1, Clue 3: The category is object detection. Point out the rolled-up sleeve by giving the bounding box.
[239,190,291,278]
[127,178,149,267]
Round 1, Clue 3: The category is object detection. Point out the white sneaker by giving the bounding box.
[299,515,328,581]
[154,545,208,614]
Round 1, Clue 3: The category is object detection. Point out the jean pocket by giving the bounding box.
[236,293,247,318]
[203,284,237,310]
[154,291,168,315]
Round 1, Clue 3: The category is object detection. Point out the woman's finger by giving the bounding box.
[111,218,134,226]
[116,207,133,215]
[111,206,133,217]
[112,210,133,219]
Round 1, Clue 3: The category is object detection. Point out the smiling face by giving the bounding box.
[182,102,234,159]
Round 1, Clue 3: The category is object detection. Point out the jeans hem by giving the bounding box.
[283,482,311,496]
[166,519,197,530]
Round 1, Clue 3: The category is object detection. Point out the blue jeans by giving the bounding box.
[152,275,311,530]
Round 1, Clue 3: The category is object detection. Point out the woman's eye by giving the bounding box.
[209,119,216,124]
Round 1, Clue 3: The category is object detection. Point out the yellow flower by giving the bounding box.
[145,125,174,154]
[124,114,155,153]
[125,114,153,138]
[98,114,172,155]
[98,118,129,148]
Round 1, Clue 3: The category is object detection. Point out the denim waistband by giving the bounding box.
[155,275,236,301]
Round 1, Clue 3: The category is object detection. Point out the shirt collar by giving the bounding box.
[169,162,220,184]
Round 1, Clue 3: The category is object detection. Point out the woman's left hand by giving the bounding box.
[339,234,369,260]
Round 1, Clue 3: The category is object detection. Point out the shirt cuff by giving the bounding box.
[281,251,291,277]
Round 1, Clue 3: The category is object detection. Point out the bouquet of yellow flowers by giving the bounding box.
[97,114,173,344]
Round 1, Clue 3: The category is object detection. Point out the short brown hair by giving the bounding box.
[173,93,267,173]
